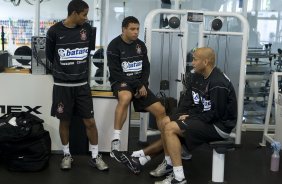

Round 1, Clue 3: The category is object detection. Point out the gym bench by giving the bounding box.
[208,139,235,184]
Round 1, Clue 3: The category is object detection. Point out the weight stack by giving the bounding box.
[31,36,49,75]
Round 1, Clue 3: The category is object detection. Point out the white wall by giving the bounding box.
[0,1,35,19]
[0,0,95,20]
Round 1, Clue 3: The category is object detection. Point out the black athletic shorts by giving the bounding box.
[174,116,224,151]
[111,82,159,112]
[51,84,94,120]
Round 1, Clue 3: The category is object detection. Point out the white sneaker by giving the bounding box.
[60,154,73,170]
[154,173,174,184]
[89,154,109,171]
[155,173,187,184]
[150,159,173,177]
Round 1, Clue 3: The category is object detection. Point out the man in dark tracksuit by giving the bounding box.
[119,48,237,181]
[45,0,108,171]
[155,47,238,184]
[107,16,166,168]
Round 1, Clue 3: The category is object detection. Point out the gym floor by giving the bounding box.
[0,128,281,184]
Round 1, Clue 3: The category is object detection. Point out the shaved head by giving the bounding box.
[192,47,216,78]
[194,47,215,67]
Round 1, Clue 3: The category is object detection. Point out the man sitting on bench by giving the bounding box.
[154,47,238,184]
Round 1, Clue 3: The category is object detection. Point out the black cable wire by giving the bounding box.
[168,33,172,97]
[25,0,44,5]
[160,33,164,82]
[224,35,229,73]
[175,14,185,73]
[11,0,21,6]
[123,1,126,19]
[207,19,213,47]
[216,35,220,68]
[1,26,4,51]
[225,21,230,74]
[179,33,186,86]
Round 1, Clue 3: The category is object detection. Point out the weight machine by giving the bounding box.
[260,72,282,149]
[139,9,249,145]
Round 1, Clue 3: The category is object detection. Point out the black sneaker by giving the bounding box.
[181,146,192,160]
[110,150,123,163]
[120,153,141,175]
[110,140,121,162]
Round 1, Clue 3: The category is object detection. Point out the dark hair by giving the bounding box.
[67,0,89,16]
[122,16,139,28]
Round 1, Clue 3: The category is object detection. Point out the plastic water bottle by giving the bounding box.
[270,141,281,172]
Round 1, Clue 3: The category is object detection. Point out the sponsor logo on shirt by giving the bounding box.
[192,91,211,111]
[58,47,88,61]
[121,60,143,73]
[57,102,64,114]
[192,91,200,104]
[201,97,211,111]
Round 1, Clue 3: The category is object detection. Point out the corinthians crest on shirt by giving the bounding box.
[80,29,87,40]
[57,102,64,114]
[136,44,142,54]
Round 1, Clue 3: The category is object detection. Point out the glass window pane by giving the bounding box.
[257,19,277,43]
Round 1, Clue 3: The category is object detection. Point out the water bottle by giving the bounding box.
[270,141,281,172]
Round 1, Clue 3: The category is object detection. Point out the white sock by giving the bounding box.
[165,155,172,166]
[89,143,99,158]
[138,156,151,165]
[112,129,121,141]
[131,150,145,157]
[62,143,70,156]
[173,166,185,181]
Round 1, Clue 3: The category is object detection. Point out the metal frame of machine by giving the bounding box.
[139,9,249,145]
[260,72,282,148]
